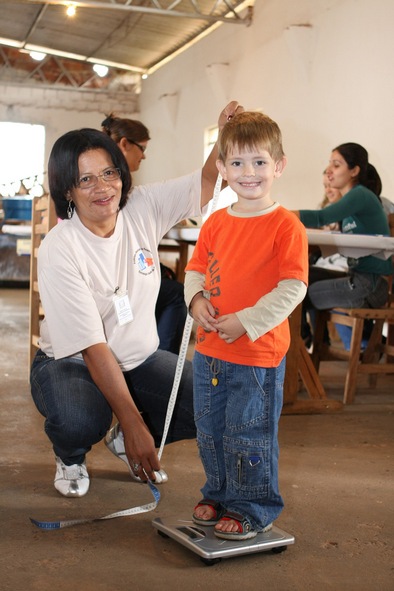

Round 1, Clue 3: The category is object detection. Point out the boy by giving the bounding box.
[184,111,308,540]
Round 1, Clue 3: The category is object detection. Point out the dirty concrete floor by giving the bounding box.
[1,288,393,591]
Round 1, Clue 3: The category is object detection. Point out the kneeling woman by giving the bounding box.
[30,101,242,497]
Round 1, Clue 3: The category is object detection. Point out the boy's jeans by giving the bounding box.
[192,351,285,530]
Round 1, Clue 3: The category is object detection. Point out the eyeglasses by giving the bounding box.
[77,167,121,190]
[127,139,147,154]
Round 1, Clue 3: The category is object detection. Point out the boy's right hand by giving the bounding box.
[190,292,218,333]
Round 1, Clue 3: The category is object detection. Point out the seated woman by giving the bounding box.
[309,169,346,268]
[293,143,393,349]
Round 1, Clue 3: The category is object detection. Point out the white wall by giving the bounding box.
[0,0,392,208]
[138,0,394,209]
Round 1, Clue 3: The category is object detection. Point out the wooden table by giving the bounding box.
[161,227,394,414]
[160,225,201,282]
[283,230,394,413]
[306,229,394,260]
[158,236,192,283]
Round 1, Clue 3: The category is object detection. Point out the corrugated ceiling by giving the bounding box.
[0,1,252,91]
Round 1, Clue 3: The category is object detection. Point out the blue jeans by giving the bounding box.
[308,271,388,310]
[192,352,285,531]
[30,349,196,465]
[303,269,389,347]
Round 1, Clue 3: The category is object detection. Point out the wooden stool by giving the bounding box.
[28,195,57,374]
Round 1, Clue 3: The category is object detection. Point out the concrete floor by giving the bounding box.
[1,287,393,591]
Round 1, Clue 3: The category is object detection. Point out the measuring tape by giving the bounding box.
[158,173,223,461]
[30,481,161,529]
[30,174,223,530]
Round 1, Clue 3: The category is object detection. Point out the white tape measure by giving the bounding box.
[30,481,161,529]
[158,173,223,460]
[157,314,194,460]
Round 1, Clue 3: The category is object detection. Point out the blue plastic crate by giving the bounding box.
[2,197,33,221]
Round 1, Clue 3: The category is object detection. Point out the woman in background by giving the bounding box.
[294,143,392,347]
[102,114,187,354]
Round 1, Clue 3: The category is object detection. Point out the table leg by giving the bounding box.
[282,304,343,414]
[176,242,190,283]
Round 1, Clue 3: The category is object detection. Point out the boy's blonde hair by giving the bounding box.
[218,111,285,163]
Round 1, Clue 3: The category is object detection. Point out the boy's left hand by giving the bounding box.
[215,314,246,344]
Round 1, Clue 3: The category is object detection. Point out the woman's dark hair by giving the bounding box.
[334,142,382,196]
[48,128,132,219]
[101,113,150,144]
[366,163,382,196]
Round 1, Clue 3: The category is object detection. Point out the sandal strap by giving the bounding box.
[194,498,222,512]
[220,511,253,533]
[193,499,225,521]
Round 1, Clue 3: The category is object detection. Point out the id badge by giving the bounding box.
[113,292,133,326]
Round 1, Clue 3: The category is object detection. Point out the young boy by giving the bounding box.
[184,111,309,540]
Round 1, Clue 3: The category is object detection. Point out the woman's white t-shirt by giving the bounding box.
[38,170,201,370]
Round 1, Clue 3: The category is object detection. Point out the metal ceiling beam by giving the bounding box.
[23,4,49,40]
[26,0,253,25]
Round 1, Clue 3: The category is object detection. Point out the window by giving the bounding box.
[0,122,45,198]
[204,125,218,161]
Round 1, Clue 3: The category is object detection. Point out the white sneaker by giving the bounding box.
[54,456,90,497]
[105,423,168,484]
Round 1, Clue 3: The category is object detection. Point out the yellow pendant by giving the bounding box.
[211,378,218,386]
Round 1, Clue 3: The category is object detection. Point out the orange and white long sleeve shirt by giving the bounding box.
[185,203,308,367]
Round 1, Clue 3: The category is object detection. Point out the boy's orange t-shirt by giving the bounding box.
[186,205,309,367]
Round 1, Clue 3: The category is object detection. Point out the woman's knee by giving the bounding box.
[31,355,112,441]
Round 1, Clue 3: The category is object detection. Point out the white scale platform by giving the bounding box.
[152,517,295,566]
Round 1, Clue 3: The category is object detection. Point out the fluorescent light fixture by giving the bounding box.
[0,37,23,49]
[93,63,108,77]
[23,44,145,73]
[0,38,147,75]
[30,51,46,61]
[25,43,86,61]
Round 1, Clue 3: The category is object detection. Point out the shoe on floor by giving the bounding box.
[54,456,90,497]
[105,423,168,484]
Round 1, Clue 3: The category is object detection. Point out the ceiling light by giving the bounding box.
[93,64,108,77]
[2,40,146,74]
[66,4,76,17]
[30,51,46,61]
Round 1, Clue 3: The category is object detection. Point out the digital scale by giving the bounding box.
[152,517,295,566]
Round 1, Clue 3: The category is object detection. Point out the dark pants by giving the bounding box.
[155,264,187,354]
[302,266,389,344]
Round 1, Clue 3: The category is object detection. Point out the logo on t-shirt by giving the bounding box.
[134,248,155,275]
